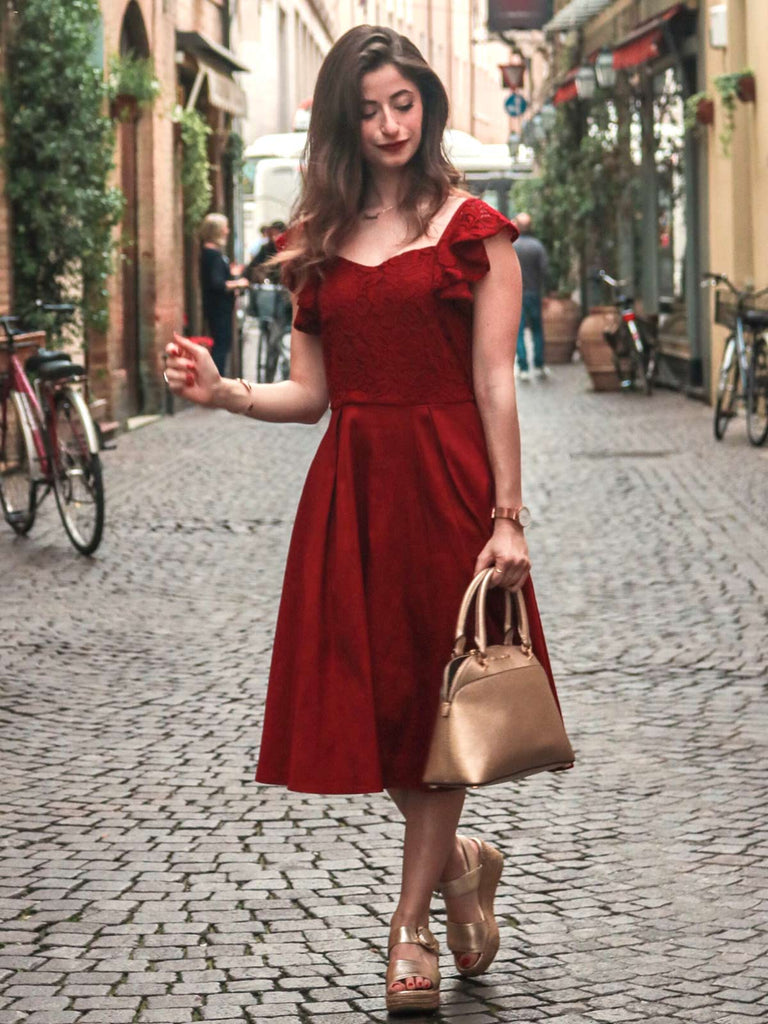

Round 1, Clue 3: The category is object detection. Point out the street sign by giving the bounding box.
[505,93,528,117]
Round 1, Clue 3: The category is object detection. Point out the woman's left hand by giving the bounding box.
[474,521,531,591]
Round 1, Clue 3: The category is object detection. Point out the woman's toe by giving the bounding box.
[390,981,405,992]
[458,953,480,970]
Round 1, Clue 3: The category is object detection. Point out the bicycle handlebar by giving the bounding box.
[596,269,628,290]
[700,271,768,300]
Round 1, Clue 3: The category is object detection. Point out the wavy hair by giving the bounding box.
[277,25,461,287]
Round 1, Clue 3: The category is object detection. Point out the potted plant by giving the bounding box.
[108,53,161,119]
[714,69,755,156]
[684,91,714,133]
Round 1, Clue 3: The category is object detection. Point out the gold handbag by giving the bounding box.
[422,568,574,789]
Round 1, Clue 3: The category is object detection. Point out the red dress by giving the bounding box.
[256,197,560,794]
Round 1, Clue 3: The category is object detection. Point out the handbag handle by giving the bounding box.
[452,568,532,657]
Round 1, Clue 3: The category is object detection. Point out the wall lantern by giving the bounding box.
[594,49,617,89]
[575,64,597,100]
[500,52,526,90]
[540,102,557,131]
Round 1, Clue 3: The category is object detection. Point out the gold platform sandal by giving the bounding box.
[385,923,441,1015]
[438,836,504,978]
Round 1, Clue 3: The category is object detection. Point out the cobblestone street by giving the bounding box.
[1,363,767,1024]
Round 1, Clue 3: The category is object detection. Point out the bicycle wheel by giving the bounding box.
[51,388,104,554]
[0,390,37,534]
[637,321,657,396]
[257,320,280,383]
[746,334,768,446]
[714,335,739,440]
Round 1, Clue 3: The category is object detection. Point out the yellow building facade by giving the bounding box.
[701,0,767,399]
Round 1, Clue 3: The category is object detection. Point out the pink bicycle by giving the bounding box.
[0,305,104,555]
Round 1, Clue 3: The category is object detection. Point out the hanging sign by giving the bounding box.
[505,93,528,117]
[488,0,551,32]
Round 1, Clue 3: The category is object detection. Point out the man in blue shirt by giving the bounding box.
[513,212,549,381]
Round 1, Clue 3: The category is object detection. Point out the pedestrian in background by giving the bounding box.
[199,213,249,375]
[513,212,549,382]
[166,25,560,1017]
[246,219,287,284]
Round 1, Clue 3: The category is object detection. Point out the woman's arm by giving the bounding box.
[165,296,329,425]
[471,231,530,590]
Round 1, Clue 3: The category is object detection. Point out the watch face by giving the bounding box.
[518,506,532,528]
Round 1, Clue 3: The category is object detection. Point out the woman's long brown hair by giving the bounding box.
[277,25,462,288]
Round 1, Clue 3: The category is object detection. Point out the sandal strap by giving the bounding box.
[446,918,488,953]
[388,924,439,955]
[387,957,441,988]
[437,862,482,898]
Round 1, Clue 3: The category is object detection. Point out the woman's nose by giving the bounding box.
[380,108,399,135]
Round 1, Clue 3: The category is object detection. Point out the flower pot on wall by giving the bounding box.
[542,295,581,364]
[577,306,621,391]
[696,97,715,125]
[737,73,756,103]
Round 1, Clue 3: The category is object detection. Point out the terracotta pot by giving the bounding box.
[576,306,621,391]
[696,97,715,126]
[737,74,756,103]
[111,95,139,122]
[542,295,581,364]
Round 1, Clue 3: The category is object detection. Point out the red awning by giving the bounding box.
[554,80,578,105]
[612,2,684,70]
[613,28,662,69]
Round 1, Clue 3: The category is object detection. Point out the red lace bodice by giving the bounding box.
[292,198,518,407]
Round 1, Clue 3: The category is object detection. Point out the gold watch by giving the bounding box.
[491,505,531,528]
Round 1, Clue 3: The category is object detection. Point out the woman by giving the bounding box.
[199,213,249,374]
[166,26,560,1016]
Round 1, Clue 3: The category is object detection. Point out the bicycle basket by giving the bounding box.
[714,290,738,330]
[253,283,282,320]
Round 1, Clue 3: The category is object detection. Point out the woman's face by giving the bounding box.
[359,64,423,171]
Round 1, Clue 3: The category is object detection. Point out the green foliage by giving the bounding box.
[713,69,754,156]
[108,53,161,108]
[224,130,247,190]
[174,106,212,236]
[511,100,638,299]
[3,0,124,336]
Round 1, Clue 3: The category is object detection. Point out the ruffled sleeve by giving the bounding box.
[293,275,321,336]
[434,198,519,301]
[275,231,322,336]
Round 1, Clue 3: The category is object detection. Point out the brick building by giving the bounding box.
[0,7,12,317]
[98,0,247,422]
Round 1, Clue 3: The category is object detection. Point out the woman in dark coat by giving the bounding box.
[199,213,248,374]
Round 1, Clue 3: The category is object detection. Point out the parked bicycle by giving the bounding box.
[249,282,292,383]
[701,272,768,445]
[0,304,105,554]
[596,270,658,394]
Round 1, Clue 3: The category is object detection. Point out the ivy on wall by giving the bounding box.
[3,0,124,334]
[174,106,212,236]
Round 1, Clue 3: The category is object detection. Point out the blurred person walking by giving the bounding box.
[166,26,562,1016]
[513,212,549,381]
[199,213,249,374]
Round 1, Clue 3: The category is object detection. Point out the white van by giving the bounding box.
[242,128,526,256]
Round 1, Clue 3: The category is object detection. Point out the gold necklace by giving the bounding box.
[360,203,397,221]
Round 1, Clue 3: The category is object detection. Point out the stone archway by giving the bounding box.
[117,1,150,415]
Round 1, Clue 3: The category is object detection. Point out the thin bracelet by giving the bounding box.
[236,377,255,413]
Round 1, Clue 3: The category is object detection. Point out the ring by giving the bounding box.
[163,371,169,385]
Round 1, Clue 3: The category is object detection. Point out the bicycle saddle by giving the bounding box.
[37,360,85,381]
[25,349,71,373]
[744,310,768,330]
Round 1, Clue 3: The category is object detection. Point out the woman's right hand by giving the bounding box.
[165,334,221,407]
